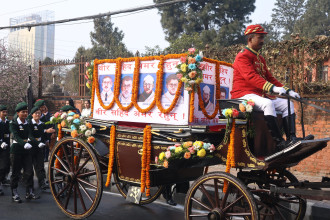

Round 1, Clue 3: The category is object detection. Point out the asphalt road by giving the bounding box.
[0,184,184,220]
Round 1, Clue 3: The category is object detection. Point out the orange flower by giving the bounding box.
[71,130,78,138]
[184,152,191,159]
[188,57,196,64]
[163,160,168,168]
[188,71,197,78]
[239,103,246,112]
[87,136,95,144]
[60,120,66,127]
[86,122,92,129]
[73,114,80,119]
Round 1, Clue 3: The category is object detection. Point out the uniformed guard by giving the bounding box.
[28,106,55,191]
[10,102,39,203]
[0,105,9,195]
[34,99,52,162]
[0,105,10,186]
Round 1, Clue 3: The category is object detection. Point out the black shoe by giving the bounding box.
[0,189,4,196]
[166,198,177,206]
[40,182,49,191]
[26,192,40,200]
[12,194,22,203]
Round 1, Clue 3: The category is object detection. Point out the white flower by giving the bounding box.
[85,130,92,137]
[188,80,195,85]
[91,128,96,134]
[246,104,253,112]
[67,116,74,122]
[79,125,87,132]
[199,51,204,58]
[50,116,54,122]
[61,113,67,119]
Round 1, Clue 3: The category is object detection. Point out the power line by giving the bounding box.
[0,0,187,30]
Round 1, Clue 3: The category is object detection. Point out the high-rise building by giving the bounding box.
[8,10,55,62]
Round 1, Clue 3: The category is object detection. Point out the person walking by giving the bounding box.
[10,102,40,203]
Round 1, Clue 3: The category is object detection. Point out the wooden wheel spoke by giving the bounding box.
[77,178,98,189]
[220,182,231,209]
[222,194,244,212]
[78,182,94,203]
[64,183,74,209]
[214,179,220,207]
[52,167,69,176]
[61,145,73,172]
[274,200,299,215]
[225,212,252,216]
[274,204,287,220]
[191,197,212,211]
[189,213,209,217]
[199,184,216,208]
[74,182,77,214]
[76,156,91,174]
[75,182,87,212]
[54,154,70,173]
[56,183,70,199]
[77,170,97,178]
[51,179,64,184]
[75,146,83,171]
[70,142,74,170]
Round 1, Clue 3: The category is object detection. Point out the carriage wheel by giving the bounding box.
[113,172,164,205]
[48,137,103,219]
[249,170,306,220]
[185,172,259,220]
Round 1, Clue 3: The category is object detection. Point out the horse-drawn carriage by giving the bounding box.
[48,53,330,219]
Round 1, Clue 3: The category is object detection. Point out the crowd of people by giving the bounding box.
[0,98,91,203]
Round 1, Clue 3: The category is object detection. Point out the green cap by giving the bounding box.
[34,99,45,107]
[15,102,28,112]
[30,106,40,115]
[60,105,75,112]
[0,105,7,111]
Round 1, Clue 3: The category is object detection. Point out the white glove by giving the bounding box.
[24,143,32,150]
[1,142,8,149]
[38,143,46,148]
[272,86,286,95]
[288,90,300,98]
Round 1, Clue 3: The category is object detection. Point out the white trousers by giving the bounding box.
[239,94,294,117]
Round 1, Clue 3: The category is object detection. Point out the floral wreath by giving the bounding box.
[85,60,94,89]
[47,111,96,144]
[156,141,216,168]
[176,48,204,92]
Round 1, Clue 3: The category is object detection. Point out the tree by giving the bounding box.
[154,0,256,47]
[294,0,330,38]
[0,42,38,112]
[261,22,281,42]
[90,16,133,59]
[271,0,306,40]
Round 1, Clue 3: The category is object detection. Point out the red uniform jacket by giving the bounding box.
[231,47,289,99]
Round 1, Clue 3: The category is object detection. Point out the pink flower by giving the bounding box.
[209,144,215,152]
[85,62,90,67]
[174,143,181,147]
[247,101,255,106]
[188,48,196,54]
[54,112,61,118]
[177,73,183,79]
[155,156,158,164]
[188,71,197,78]
[232,108,239,118]
[180,56,187,63]
[85,74,89,80]
[188,147,195,154]
[165,151,171,159]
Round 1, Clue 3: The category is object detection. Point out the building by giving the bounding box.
[8,10,55,62]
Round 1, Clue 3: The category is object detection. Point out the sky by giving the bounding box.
[0,0,276,60]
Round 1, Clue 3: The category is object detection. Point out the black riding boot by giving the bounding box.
[162,185,177,206]
[12,188,22,203]
[264,115,287,151]
[282,114,314,142]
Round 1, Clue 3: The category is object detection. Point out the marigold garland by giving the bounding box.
[223,119,236,193]
[140,125,152,196]
[189,90,195,123]
[90,59,98,117]
[55,124,63,169]
[105,125,116,187]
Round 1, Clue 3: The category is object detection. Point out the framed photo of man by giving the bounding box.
[161,73,184,106]
[138,73,156,104]
[99,75,115,104]
[220,86,229,99]
[119,74,133,105]
[198,83,215,112]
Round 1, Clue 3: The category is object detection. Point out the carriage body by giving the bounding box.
[48,54,330,220]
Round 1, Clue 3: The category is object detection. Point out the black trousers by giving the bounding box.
[0,148,10,182]
[31,148,46,186]
[10,153,33,190]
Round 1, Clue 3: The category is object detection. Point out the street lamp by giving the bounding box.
[51,69,59,85]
